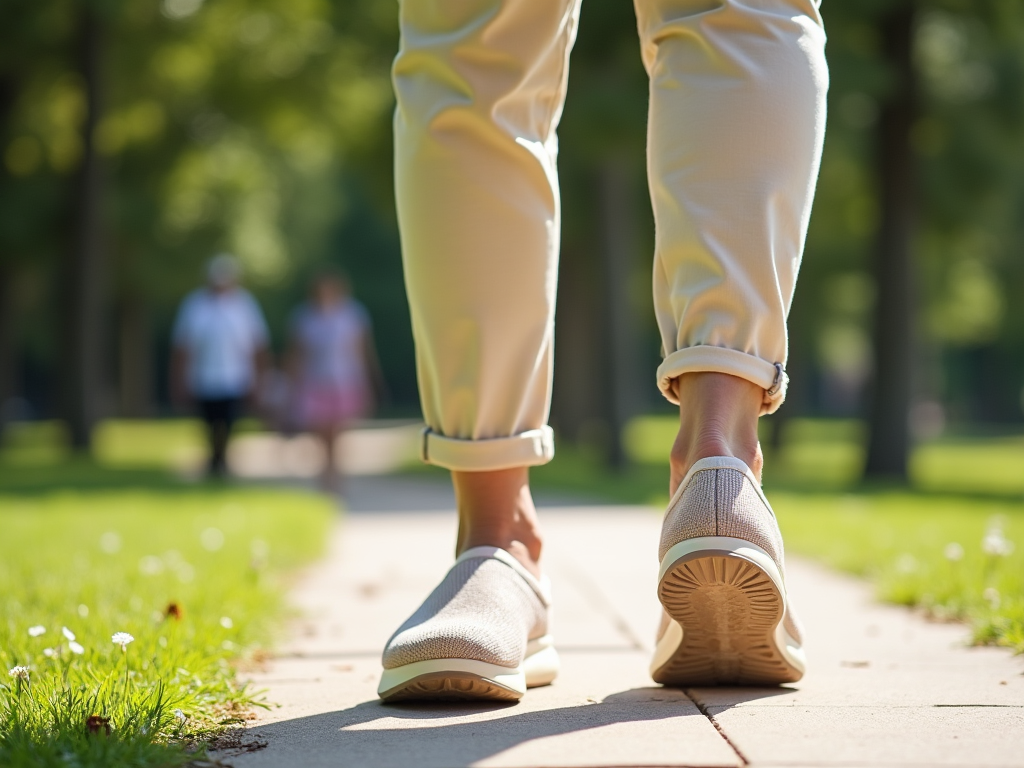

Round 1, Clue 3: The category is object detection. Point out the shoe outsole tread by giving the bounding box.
[654,552,802,686]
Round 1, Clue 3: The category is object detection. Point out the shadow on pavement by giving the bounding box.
[238,686,797,767]
[243,689,685,767]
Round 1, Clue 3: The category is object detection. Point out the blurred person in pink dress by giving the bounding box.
[288,272,382,491]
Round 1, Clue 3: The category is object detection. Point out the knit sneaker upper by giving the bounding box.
[382,548,549,670]
[658,456,785,576]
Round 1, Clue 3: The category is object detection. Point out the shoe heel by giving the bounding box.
[524,635,559,688]
[653,536,802,686]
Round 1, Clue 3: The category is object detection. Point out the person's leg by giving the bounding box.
[210,425,228,476]
[380,0,580,702]
[453,468,542,578]
[197,399,223,477]
[318,424,341,492]
[210,398,239,476]
[670,372,764,490]
[394,0,581,571]
[635,0,827,685]
[637,0,827,463]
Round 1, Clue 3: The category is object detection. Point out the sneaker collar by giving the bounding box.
[456,545,552,606]
[667,455,766,510]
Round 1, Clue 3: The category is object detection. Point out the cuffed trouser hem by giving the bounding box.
[420,426,556,472]
[657,347,788,416]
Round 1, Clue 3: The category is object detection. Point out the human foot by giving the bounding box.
[670,372,764,492]
[378,546,558,702]
[651,456,805,686]
[452,467,543,577]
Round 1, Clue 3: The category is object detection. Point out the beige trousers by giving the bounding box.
[394,0,828,472]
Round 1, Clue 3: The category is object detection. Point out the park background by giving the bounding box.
[7,0,1024,474]
[1,0,1023,765]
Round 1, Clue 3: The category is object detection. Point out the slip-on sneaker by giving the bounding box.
[378,546,559,702]
[651,456,806,686]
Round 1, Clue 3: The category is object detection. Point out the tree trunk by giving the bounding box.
[61,7,106,450]
[864,4,917,481]
[599,158,643,468]
[118,295,153,417]
[550,240,603,446]
[0,76,22,435]
[0,263,18,413]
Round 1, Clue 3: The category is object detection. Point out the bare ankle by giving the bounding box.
[451,467,543,578]
[669,372,764,491]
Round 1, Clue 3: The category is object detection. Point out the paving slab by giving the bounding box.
[228,475,1024,768]
[688,551,1024,767]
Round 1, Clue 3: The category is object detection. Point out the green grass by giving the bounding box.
[0,451,333,766]
[775,491,1023,650]
[625,414,1024,495]
[1,419,265,476]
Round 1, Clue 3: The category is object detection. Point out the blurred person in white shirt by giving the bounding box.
[287,272,382,491]
[171,254,270,477]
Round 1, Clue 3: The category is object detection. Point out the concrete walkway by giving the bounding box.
[229,474,1024,768]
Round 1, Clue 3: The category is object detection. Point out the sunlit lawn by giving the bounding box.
[774,490,1023,650]
[0,430,333,767]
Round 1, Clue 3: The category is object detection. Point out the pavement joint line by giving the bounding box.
[684,688,749,766]
[556,559,649,652]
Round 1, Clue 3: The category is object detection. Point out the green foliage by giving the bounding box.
[799,1,1024,420]
[8,0,1024,426]
[0,0,402,395]
[0,481,333,765]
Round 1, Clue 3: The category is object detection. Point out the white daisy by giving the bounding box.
[68,641,85,655]
[28,626,46,637]
[943,542,964,562]
[111,632,134,651]
[8,666,29,680]
[62,627,75,642]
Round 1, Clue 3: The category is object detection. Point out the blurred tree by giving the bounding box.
[61,1,107,449]
[864,2,917,481]
[800,0,1024,481]
[1,0,400,441]
[7,0,1024,468]
[552,0,657,467]
[0,0,73,429]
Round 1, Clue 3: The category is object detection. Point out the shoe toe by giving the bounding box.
[383,616,524,669]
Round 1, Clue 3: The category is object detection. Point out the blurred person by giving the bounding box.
[377,0,827,702]
[287,272,382,492]
[171,254,270,478]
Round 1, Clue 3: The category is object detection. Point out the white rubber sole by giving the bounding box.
[378,636,559,702]
[651,536,806,686]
